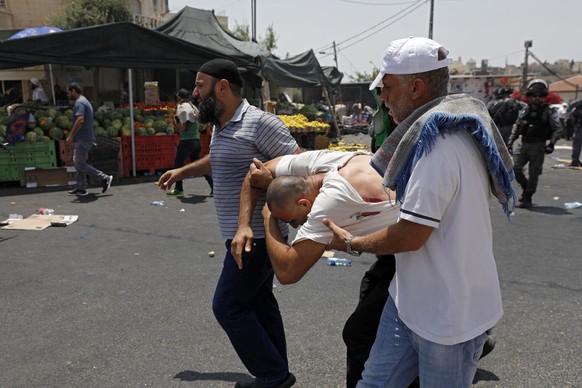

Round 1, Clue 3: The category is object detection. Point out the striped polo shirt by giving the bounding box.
[210,99,299,240]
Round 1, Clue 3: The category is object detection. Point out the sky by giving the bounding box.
[167,0,582,81]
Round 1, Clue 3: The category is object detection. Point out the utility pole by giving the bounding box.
[332,40,342,114]
[428,0,434,39]
[251,0,257,42]
[522,40,532,92]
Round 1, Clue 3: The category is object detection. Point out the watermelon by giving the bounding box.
[111,119,123,130]
[46,108,58,118]
[145,127,156,136]
[55,115,70,129]
[48,127,64,140]
[95,127,108,137]
[144,118,154,128]
[153,119,167,132]
[136,127,147,136]
[155,132,167,136]
[25,131,38,142]
[34,110,47,119]
[64,109,73,119]
[107,127,119,137]
[38,117,54,131]
[110,111,123,121]
[33,127,44,137]
[120,127,132,137]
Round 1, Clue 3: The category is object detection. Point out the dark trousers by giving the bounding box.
[212,239,289,386]
[343,256,420,388]
[173,139,213,192]
[572,126,582,163]
[343,255,395,388]
[513,141,546,196]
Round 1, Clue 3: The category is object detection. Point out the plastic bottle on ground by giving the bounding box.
[36,208,54,215]
[564,202,582,209]
[327,257,352,266]
[150,200,165,206]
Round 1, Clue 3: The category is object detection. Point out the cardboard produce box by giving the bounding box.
[24,166,76,188]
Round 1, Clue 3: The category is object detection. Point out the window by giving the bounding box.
[0,0,6,8]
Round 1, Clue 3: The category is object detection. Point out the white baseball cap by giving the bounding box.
[30,77,41,86]
[369,36,452,90]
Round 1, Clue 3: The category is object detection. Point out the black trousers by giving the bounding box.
[343,255,395,388]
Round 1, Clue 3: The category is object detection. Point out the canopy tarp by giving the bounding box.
[156,6,270,63]
[258,50,343,91]
[0,22,249,70]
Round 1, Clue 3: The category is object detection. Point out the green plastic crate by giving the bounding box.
[0,141,57,186]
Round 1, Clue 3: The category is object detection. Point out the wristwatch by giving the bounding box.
[345,235,361,256]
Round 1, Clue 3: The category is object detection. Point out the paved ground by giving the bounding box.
[0,137,580,387]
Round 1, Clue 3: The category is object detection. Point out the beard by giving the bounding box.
[388,97,416,125]
[198,89,224,124]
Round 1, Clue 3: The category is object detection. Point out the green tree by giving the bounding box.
[350,65,380,82]
[50,0,132,29]
[230,21,278,53]
[231,22,250,41]
[261,23,277,51]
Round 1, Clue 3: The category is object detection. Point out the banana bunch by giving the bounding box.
[327,142,369,152]
[278,114,330,133]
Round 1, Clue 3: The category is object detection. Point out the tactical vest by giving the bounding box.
[518,103,552,142]
[572,108,582,128]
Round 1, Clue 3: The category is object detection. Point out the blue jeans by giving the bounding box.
[212,239,289,386]
[357,297,488,388]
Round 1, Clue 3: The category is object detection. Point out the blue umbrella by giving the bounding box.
[7,26,63,40]
[7,27,63,105]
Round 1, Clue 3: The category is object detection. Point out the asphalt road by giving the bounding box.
[0,138,580,387]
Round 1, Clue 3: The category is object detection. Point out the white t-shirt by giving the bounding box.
[33,87,48,102]
[391,131,503,345]
[175,101,198,124]
[275,150,400,245]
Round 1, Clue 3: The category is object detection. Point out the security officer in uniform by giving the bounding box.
[570,105,582,167]
[507,79,562,208]
[487,87,525,145]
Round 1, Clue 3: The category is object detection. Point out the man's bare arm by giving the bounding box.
[323,217,433,255]
[231,157,283,268]
[157,154,211,190]
[263,205,327,284]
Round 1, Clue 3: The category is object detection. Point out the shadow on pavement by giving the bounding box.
[473,368,500,384]
[527,205,570,215]
[70,193,101,203]
[174,370,251,383]
[177,194,211,205]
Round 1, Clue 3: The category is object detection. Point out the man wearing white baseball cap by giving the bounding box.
[323,36,516,387]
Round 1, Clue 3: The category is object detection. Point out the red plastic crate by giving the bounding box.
[121,135,179,176]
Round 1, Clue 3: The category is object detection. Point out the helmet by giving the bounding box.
[494,86,513,97]
[525,79,548,97]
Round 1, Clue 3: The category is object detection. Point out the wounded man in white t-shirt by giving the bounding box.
[231,149,400,283]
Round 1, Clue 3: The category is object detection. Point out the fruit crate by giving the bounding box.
[0,141,57,186]
[121,135,179,176]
